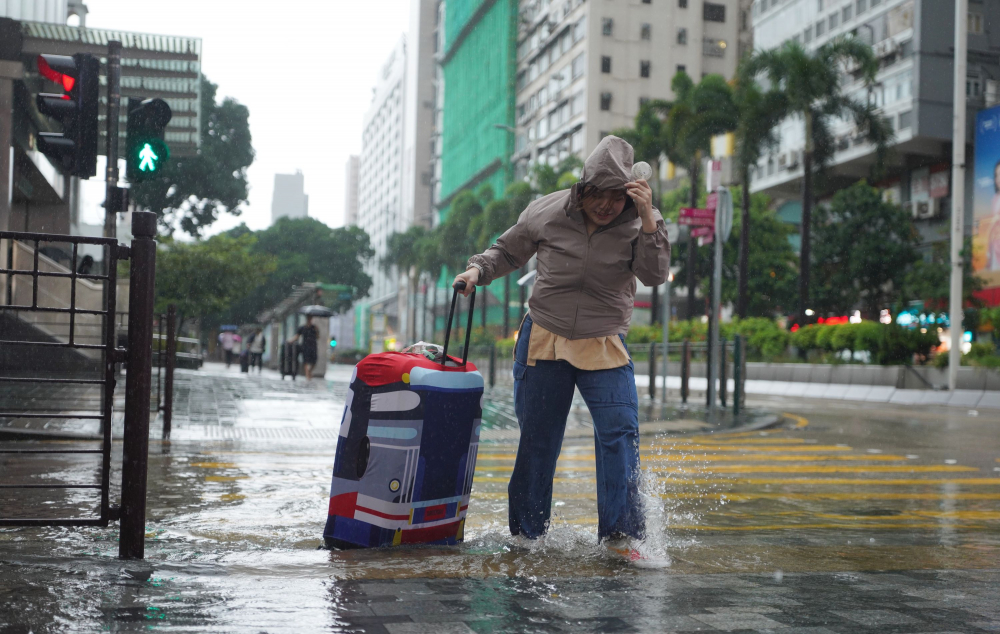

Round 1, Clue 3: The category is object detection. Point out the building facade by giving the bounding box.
[512,0,741,176]
[344,155,360,227]
[271,170,309,223]
[750,0,1000,272]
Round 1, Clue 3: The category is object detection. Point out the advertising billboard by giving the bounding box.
[972,104,1000,288]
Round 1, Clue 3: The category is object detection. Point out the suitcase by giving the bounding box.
[280,341,299,380]
[324,282,483,549]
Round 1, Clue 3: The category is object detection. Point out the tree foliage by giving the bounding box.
[811,181,918,317]
[131,77,255,237]
[154,233,275,328]
[222,217,374,323]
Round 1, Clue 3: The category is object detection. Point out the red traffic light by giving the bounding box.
[37,55,77,92]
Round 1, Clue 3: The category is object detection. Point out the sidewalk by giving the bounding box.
[635,373,1000,410]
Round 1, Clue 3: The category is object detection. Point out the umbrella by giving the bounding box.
[299,305,334,317]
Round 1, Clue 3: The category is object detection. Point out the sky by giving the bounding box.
[78,0,411,234]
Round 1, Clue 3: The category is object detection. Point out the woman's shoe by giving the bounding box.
[604,538,671,569]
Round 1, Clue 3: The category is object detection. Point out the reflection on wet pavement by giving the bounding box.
[2,363,999,632]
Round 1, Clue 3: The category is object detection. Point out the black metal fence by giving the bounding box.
[0,211,159,559]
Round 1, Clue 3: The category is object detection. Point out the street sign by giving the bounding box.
[679,207,715,226]
[665,222,680,244]
[706,193,718,211]
[691,226,713,238]
[715,187,734,242]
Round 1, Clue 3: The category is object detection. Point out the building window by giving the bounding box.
[817,0,823,9]
[641,23,651,40]
[640,97,650,108]
[871,0,881,5]
[842,5,852,22]
[677,64,686,74]
[804,25,813,43]
[856,0,867,14]
[600,92,612,110]
[677,28,688,44]
[573,16,586,42]
[679,0,687,7]
[815,20,825,37]
[601,56,612,73]
[829,12,838,30]
[703,38,727,57]
[602,18,614,36]
[703,2,726,22]
[572,53,586,79]
[640,60,651,77]
[969,13,984,35]
[642,0,651,3]
[898,110,913,130]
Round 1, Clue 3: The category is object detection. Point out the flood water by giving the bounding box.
[2,364,999,632]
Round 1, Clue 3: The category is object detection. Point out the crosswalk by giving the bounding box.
[467,413,1000,534]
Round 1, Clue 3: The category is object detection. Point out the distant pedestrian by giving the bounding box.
[219,330,236,368]
[77,255,95,275]
[454,136,669,565]
[290,316,319,380]
[249,327,266,373]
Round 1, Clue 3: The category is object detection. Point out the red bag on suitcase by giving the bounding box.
[323,283,483,548]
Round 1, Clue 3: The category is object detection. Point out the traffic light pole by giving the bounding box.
[103,40,122,240]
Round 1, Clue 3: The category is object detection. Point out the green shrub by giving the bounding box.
[790,324,820,351]
[749,328,790,360]
[625,324,662,344]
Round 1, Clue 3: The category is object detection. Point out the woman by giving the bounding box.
[453,136,670,563]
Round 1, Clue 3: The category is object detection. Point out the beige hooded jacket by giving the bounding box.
[468,136,670,340]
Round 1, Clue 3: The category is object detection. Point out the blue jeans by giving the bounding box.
[508,314,645,541]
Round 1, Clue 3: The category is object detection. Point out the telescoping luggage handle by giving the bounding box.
[441,281,476,367]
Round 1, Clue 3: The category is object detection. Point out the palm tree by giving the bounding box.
[383,226,427,344]
[732,74,789,318]
[666,72,739,318]
[741,38,893,324]
[479,181,533,336]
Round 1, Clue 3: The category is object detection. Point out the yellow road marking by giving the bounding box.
[205,475,248,482]
[652,464,979,474]
[468,491,1000,502]
[475,464,977,475]
[473,476,1000,486]
[190,462,239,469]
[476,454,909,463]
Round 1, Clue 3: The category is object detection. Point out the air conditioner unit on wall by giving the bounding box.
[778,153,788,167]
[788,152,800,169]
[910,200,934,220]
[874,39,897,59]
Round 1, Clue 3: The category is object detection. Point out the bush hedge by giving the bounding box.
[791,322,938,365]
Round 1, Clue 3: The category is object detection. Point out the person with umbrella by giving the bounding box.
[290,306,332,380]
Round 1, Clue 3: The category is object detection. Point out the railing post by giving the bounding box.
[163,304,176,439]
[155,314,163,411]
[681,339,690,405]
[648,341,656,399]
[733,334,743,416]
[720,337,728,408]
[119,211,157,560]
[488,343,496,389]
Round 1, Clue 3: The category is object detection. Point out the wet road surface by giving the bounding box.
[1,363,999,632]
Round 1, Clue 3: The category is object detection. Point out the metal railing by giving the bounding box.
[0,211,159,560]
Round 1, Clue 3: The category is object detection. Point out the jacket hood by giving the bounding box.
[580,135,634,190]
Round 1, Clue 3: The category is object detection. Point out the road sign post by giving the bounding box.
[708,187,734,411]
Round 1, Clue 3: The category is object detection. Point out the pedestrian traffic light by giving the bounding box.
[330,338,338,349]
[126,98,172,182]
[34,53,100,178]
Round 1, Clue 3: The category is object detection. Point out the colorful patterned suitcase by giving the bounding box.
[323,283,483,549]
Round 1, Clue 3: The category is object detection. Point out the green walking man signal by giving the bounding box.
[138,143,159,172]
[126,98,172,182]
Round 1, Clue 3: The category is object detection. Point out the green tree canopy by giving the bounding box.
[154,233,275,328]
[223,217,374,323]
[811,181,918,317]
[131,77,255,237]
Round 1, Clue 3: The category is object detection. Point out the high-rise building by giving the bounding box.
[352,0,438,352]
[344,155,359,227]
[749,0,1000,266]
[271,171,308,223]
[512,0,741,176]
